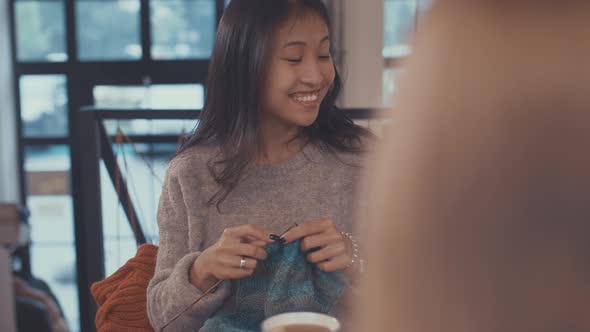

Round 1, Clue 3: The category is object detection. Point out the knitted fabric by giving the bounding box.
[200,240,346,332]
[147,142,368,330]
[91,244,158,332]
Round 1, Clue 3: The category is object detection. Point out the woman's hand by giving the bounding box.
[190,224,274,291]
[281,218,353,272]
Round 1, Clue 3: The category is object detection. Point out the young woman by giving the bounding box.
[147,0,371,330]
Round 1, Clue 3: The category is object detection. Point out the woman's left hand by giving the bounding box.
[281,218,352,272]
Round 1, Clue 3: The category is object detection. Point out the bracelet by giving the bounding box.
[341,231,360,270]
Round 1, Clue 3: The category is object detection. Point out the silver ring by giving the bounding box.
[239,257,247,269]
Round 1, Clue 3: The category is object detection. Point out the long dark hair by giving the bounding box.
[177,0,371,207]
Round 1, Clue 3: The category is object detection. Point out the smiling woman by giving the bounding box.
[146,0,373,330]
[176,0,369,206]
[263,12,335,130]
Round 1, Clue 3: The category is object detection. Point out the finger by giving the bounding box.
[249,240,270,248]
[317,255,350,272]
[225,243,268,260]
[301,232,343,252]
[282,219,335,244]
[243,235,272,247]
[307,243,346,264]
[219,255,258,270]
[223,224,274,243]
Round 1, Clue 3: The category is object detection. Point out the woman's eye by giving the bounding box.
[319,55,331,61]
[284,58,302,63]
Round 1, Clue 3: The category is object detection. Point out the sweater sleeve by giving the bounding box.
[147,165,231,331]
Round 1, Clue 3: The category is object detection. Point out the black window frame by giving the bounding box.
[8,1,226,330]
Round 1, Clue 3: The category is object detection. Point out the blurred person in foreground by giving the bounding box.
[357,1,590,331]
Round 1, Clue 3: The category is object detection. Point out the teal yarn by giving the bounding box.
[200,240,346,331]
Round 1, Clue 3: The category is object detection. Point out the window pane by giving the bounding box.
[93,83,202,134]
[14,0,68,62]
[20,75,68,138]
[383,67,396,105]
[24,145,72,243]
[100,159,138,278]
[383,67,406,106]
[418,0,432,14]
[383,0,417,58]
[151,0,216,59]
[101,143,176,275]
[24,144,79,331]
[103,119,197,136]
[76,0,141,60]
[30,244,80,331]
[93,84,204,109]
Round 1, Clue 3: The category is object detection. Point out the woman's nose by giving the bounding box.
[299,60,325,86]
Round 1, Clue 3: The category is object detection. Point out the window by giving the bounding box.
[93,83,203,135]
[103,119,197,136]
[383,0,416,58]
[14,0,67,62]
[418,0,433,13]
[383,67,405,105]
[76,0,142,60]
[151,0,216,59]
[24,145,79,331]
[101,143,177,276]
[11,0,222,330]
[382,0,418,105]
[93,83,205,109]
[20,75,69,138]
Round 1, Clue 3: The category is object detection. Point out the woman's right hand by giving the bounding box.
[190,224,274,291]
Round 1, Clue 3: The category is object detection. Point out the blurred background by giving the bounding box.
[0,0,431,331]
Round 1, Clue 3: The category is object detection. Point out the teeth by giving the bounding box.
[293,94,319,103]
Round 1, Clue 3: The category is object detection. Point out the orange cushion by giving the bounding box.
[91,244,158,332]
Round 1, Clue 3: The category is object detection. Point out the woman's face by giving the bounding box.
[261,11,336,131]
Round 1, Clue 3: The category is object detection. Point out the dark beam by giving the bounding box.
[69,110,104,332]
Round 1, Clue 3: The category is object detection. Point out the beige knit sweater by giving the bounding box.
[147,142,367,331]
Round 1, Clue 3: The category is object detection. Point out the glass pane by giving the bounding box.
[100,163,138,278]
[151,0,216,59]
[76,0,141,60]
[383,67,406,106]
[30,244,80,331]
[101,143,176,275]
[14,0,68,62]
[94,83,202,135]
[20,75,68,138]
[383,0,417,58]
[24,144,79,331]
[418,0,432,14]
[24,145,72,242]
[103,119,197,136]
[383,67,396,105]
[93,84,204,109]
